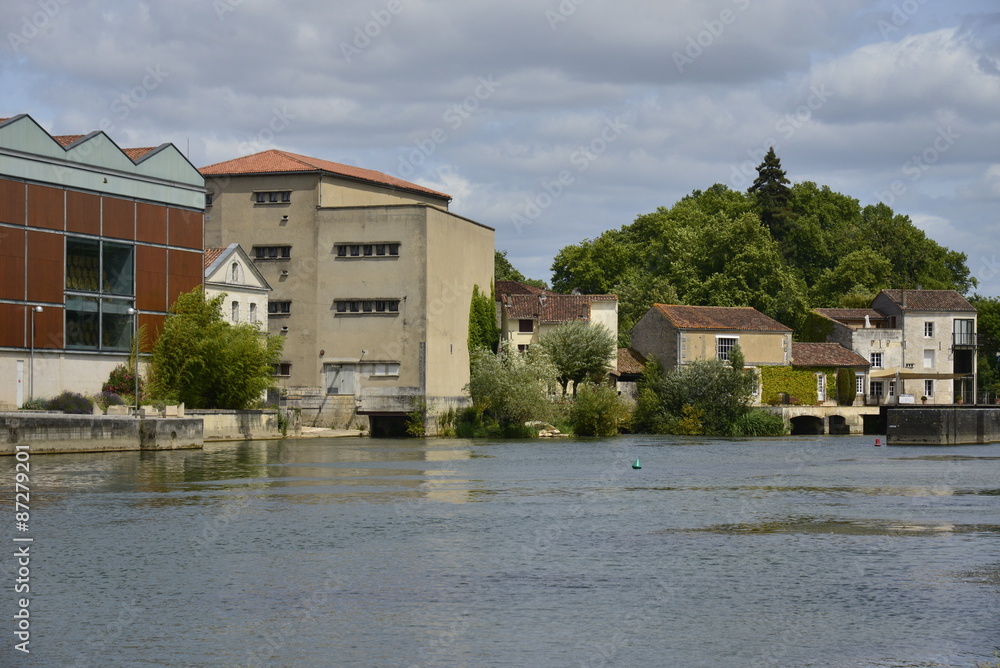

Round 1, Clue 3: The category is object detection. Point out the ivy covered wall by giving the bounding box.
[759,366,836,405]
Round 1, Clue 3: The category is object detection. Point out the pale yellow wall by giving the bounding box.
[205,253,269,329]
[680,330,790,366]
[319,174,449,210]
[424,207,494,399]
[0,351,134,408]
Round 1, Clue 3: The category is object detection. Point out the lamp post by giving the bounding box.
[126,306,139,414]
[29,305,42,401]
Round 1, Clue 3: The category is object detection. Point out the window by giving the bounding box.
[361,362,400,377]
[517,344,530,353]
[870,352,883,368]
[334,242,401,258]
[205,193,213,207]
[65,237,135,351]
[716,337,738,361]
[817,373,826,402]
[924,379,934,397]
[255,191,291,204]
[954,319,975,346]
[888,380,896,398]
[519,319,534,333]
[335,299,400,314]
[924,322,934,337]
[923,349,935,369]
[249,303,257,323]
[268,301,291,315]
[231,262,242,283]
[856,373,865,395]
[870,381,884,397]
[272,362,291,377]
[253,246,291,260]
[231,301,240,323]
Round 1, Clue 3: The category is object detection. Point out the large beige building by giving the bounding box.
[201,149,494,433]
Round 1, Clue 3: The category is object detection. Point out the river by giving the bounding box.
[3,434,998,667]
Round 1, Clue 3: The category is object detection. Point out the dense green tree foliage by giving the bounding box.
[569,382,629,437]
[537,320,616,396]
[495,250,547,289]
[632,346,781,436]
[467,340,559,430]
[971,295,1000,396]
[468,284,499,354]
[551,154,975,342]
[748,146,794,240]
[148,287,283,409]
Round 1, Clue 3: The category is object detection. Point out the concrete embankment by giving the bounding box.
[0,412,202,454]
[887,407,1000,445]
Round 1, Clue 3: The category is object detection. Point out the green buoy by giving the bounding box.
[632,458,641,469]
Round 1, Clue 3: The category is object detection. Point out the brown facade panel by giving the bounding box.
[26,230,63,304]
[27,184,64,231]
[167,207,203,250]
[166,249,203,307]
[32,306,64,349]
[66,190,101,236]
[0,303,24,348]
[0,178,26,226]
[136,202,168,244]
[0,226,25,301]
[102,196,135,240]
[136,244,168,312]
[139,313,165,353]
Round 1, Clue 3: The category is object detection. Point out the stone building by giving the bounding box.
[201,149,494,433]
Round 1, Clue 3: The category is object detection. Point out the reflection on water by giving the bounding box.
[4,435,999,667]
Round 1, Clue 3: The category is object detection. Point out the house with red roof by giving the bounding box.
[494,281,618,354]
[201,149,494,434]
[0,114,204,408]
[204,243,271,330]
[810,289,978,405]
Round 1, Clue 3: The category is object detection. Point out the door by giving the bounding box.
[325,364,356,395]
[816,373,826,403]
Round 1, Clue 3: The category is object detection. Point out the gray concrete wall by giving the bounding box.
[186,409,297,441]
[0,413,202,454]
[887,407,1000,445]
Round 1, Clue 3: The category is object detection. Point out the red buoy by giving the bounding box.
[874,438,882,447]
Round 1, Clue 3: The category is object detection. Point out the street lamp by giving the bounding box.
[29,305,42,401]
[126,306,139,414]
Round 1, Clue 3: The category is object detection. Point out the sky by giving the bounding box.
[3,0,1000,296]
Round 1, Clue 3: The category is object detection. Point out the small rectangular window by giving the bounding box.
[349,301,360,313]
[517,344,530,353]
[924,322,934,337]
[268,301,291,315]
[336,245,347,257]
[336,301,347,313]
[870,352,883,368]
[375,244,386,256]
[388,243,400,256]
[923,349,934,368]
[350,245,360,257]
[363,245,373,256]
[388,300,399,312]
[362,301,373,312]
[870,381,884,397]
[924,379,934,397]
[272,362,291,376]
[281,191,291,203]
[717,337,738,361]
[519,319,534,333]
[256,193,266,204]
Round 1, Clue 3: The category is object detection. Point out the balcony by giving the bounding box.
[952,332,978,349]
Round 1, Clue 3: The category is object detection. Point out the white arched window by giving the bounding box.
[231,262,242,284]
[249,303,257,323]
[231,301,240,322]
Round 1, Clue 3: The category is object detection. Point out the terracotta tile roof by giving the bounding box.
[199,148,450,200]
[502,290,617,324]
[495,280,547,297]
[651,304,792,332]
[814,308,888,324]
[617,347,646,374]
[791,342,870,368]
[203,247,225,269]
[52,134,85,147]
[878,289,975,312]
[123,146,157,161]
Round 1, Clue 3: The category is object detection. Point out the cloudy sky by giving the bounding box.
[3,0,999,295]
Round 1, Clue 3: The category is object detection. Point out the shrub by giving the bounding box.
[93,391,123,410]
[47,391,93,414]
[467,340,558,430]
[569,382,628,437]
[20,397,48,410]
[103,364,144,404]
[728,409,788,437]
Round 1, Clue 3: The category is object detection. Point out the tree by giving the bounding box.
[569,382,629,436]
[748,147,794,240]
[468,284,499,354]
[148,287,283,409]
[537,320,616,396]
[495,250,547,289]
[467,340,558,431]
[971,295,1000,397]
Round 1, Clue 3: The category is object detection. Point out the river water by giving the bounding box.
[3,434,999,667]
